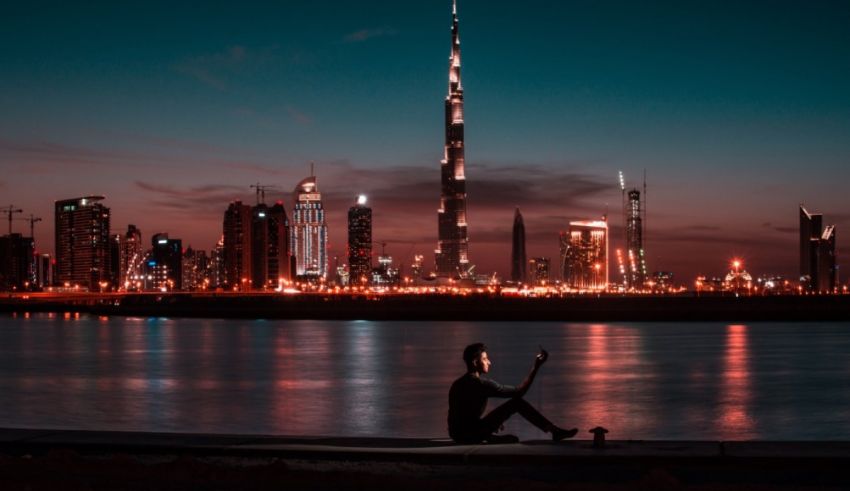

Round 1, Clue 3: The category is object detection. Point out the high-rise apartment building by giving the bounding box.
[120,225,143,290]
[36,253,51,288]
[109,233,122,289]
[625,189,647,289]
[291,174,328,279]
[223,201,252,290]
[511,208,527,284]
[54,196,111,290]
[210,237,226,289]
[800,205,837,292]
[528,257,550,286]
[348,195,372,285]
[181,247,209,291]
[435,0,470,278]
[150,233,182,291]
[561,218,609,291]
[0,234,34,290]
[251,202,291,289]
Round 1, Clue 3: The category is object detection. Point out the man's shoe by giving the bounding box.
[551,427,578,442]
[485,434,519,444]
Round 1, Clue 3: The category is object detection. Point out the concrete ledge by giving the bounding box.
[2,428,850,489]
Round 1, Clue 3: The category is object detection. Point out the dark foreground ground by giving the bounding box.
[2,429,850,490]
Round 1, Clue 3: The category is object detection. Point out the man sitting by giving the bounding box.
[447,342,577,444]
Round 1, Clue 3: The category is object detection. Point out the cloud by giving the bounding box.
[762,222,796,234]
[174,45,251,90]
[343,27,398,43]
[0,137,145,171]
[134,181,249,211]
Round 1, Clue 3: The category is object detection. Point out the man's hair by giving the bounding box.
[463,343,487,369]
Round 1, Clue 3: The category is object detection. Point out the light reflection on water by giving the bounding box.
[1,314,849,440]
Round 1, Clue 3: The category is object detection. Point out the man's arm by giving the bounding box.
[484,348,549,398]
[515,348,548,397]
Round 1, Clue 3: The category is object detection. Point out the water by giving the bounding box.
[1,313,849,441]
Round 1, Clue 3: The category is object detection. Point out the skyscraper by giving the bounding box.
[223,200,252,290]
[54,196,111,290]
[150,233,182,291]
[625,189,648,289]
[561,218,609,291]
[528,257,550,286]
[511,208,527,284]
[435,0,470,278]
[120,225,143,290]
[348,195,372,285]
[291,172,328,279]
[800,205,837,292]
[0,234,34,290]
[251,201,291,289]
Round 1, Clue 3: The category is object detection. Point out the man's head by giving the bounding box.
[463,342,491,374]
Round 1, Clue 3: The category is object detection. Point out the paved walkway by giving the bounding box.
[3,428,850,489]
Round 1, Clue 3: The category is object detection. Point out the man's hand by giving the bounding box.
[534,346,549,368]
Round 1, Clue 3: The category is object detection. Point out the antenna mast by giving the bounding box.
[249,183,277,205]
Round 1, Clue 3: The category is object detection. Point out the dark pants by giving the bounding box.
[452,398,554,443]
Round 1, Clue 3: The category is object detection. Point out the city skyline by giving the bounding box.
[2,1,849,281]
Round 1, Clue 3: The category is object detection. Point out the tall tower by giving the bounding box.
[561,218,609,291]
[510,208,527,284]
[291,171,328,279]
[800,204,837,292]
[223,200,252,290]
[625,189,647,289]
[54,196,111,290]
[348,195,372,285]
[435,0,470,278]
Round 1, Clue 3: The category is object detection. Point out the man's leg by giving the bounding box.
[479,397,555,435]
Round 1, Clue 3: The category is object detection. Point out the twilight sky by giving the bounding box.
[1,0,849,283]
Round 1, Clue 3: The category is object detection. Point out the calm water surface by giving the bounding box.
[1,313,849,441]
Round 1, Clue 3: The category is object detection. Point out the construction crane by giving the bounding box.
[22,214,42,239]
[1,205,23,235]
[249,183,278,205]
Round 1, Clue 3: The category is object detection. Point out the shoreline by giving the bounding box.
[2,293,850,322]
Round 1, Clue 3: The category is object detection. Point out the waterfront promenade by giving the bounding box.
[1,428,849,489]
[2,291,850,321]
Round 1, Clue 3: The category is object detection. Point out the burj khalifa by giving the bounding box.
[435,0,470,278]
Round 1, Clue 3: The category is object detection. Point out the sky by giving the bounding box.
[1,0,849,283]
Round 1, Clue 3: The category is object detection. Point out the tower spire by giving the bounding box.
[436,0,470,278]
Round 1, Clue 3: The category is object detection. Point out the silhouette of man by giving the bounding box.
[448,342,577,444]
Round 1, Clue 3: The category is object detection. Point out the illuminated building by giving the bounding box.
[182,247,209,291]
[120,225,143,290]
[528,257,550,286]
[252,202,291,289]
[800,205,837,293]
[561,218,608,290]
[223,201,252,289]
[109,233,122,289]
[150,233,182,291]
[625,189,647,289]
[36,253,51,288]
[0,234,34,290]
[54,196,111,290]
[348,195,372,285]
[618,172,648,290]
[210,237,226,289]
[511,208,527,284]
[435,0,470,278]
[372,251,399,286]
[291,172,328,279]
